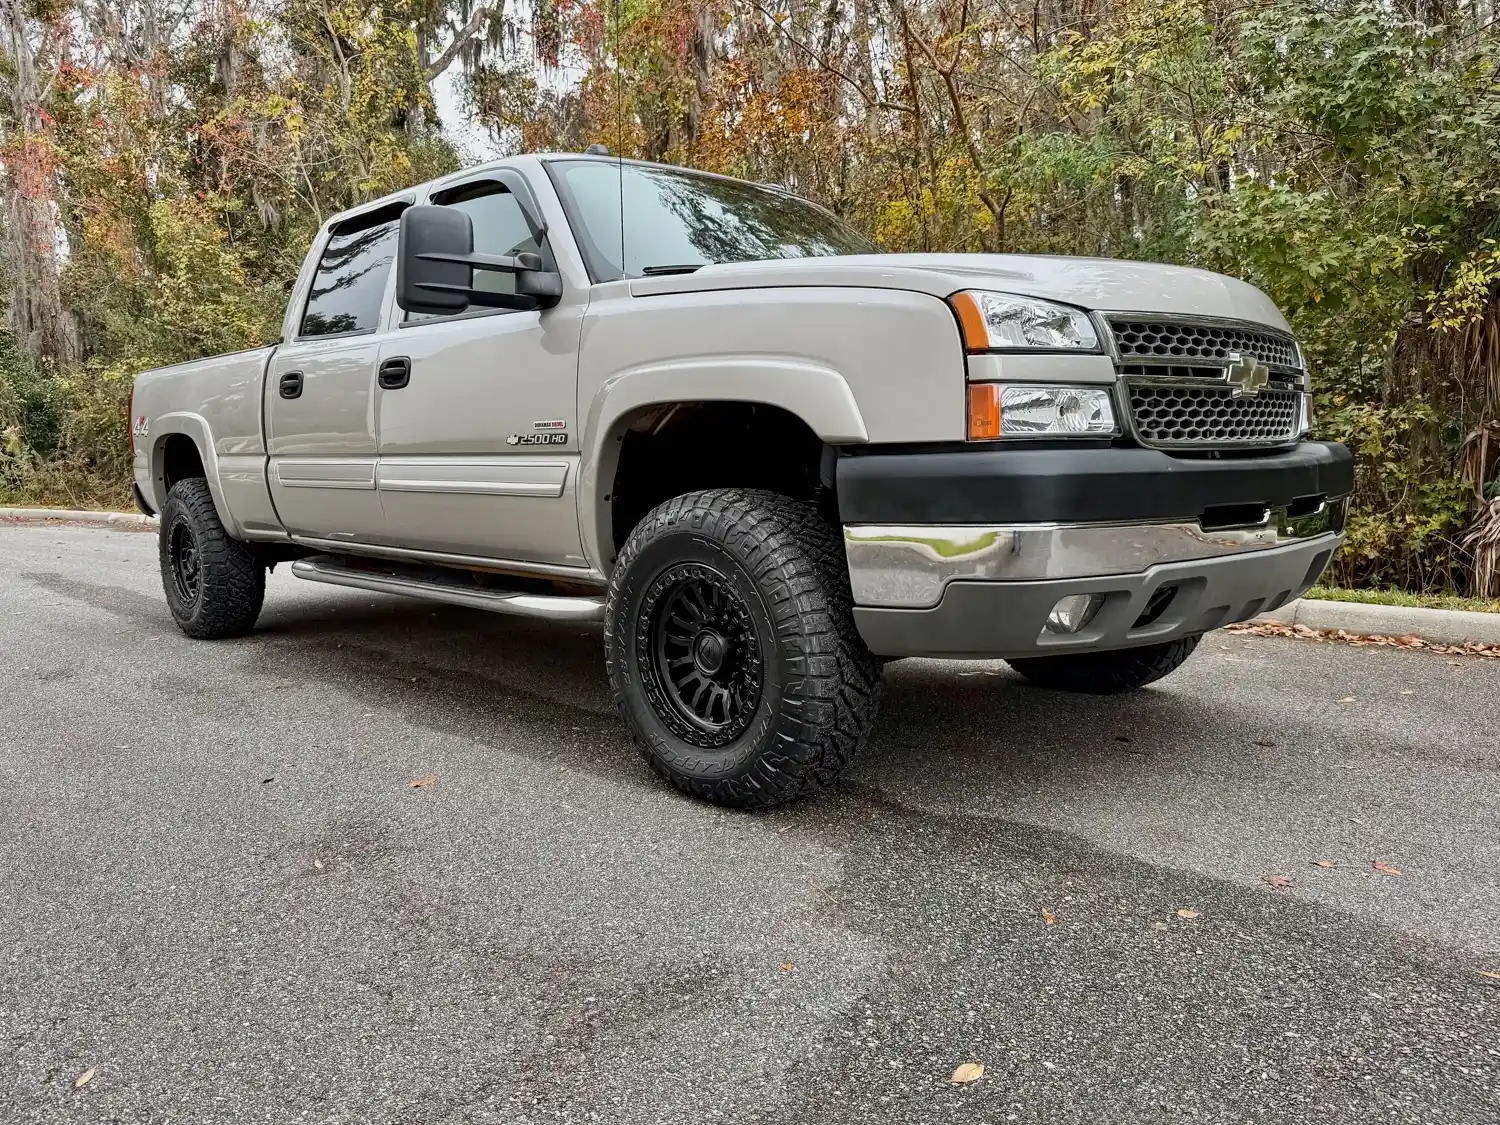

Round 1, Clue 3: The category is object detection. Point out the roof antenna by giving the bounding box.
[611,0,625,278]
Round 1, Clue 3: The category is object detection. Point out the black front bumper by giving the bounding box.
[835,440,1354,525]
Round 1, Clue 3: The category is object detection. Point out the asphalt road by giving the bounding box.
[3,521,1498,1125]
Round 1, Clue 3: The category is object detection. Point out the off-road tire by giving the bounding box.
[605,488,881,809]
[1007,636,1201,694]
[159,477,265,639]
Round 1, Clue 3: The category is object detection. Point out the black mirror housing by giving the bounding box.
[396,203,565,314]
[396,205,473,315]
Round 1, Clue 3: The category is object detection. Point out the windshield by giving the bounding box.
[544,159,877,282]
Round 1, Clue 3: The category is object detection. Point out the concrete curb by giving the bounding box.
[0,506,157,527]
[1256,598,1500,647]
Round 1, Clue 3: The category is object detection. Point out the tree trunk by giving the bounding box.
[1,0,75,369]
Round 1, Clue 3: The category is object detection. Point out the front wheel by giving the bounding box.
[1007,636,1201,694]
[158,477,265,639]
[605,489,881,809]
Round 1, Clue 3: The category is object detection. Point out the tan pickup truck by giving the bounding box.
[131,152,1353,807]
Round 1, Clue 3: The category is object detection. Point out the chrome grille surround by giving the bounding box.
[1102,315,1308,450]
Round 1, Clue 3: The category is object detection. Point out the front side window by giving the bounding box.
[300,205,404,337]
[406,183,549,321]
[545,159,876,283]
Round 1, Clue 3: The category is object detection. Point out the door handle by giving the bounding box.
[279,370,303,399]
[379,357,411,390]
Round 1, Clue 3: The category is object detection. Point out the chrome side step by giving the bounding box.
[290,555,604,622]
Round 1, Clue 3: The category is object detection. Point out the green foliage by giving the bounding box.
[0,331,62,460]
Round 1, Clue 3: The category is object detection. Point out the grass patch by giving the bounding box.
[1307,586,1500,615]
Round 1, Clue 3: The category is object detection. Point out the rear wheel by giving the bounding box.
[605,488,880,809]
[1007,636,1200,694]
[158,478,265,639]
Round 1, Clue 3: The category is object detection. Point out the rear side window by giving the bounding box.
[300,206,404,337]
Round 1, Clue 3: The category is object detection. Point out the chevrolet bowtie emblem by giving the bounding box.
[1224,353,1270,397]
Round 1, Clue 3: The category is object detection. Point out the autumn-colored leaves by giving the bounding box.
[1263,857,1408,890]
[1231,621,1500,659]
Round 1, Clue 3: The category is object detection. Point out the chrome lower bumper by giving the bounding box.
[844,497,1347,609]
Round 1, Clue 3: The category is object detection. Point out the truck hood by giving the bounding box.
[628,253,1290,332]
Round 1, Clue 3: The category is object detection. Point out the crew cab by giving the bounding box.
[131,152,1353,807]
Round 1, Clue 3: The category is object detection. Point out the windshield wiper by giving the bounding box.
[640,264,704,276]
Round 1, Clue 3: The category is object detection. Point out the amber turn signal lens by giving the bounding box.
[968,383,1002,440]
[950,292,990,351]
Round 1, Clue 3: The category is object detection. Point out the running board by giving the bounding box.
[290,555,604,622]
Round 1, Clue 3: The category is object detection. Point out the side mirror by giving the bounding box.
[396,206,473,315]
[396,204,562,315]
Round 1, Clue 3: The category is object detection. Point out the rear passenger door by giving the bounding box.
[266,202,406,542]
[374,172,586,567]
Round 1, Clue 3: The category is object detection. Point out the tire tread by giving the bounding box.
[1007,635,1200,694]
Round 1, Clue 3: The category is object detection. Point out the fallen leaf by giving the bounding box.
[1176,909,1200,920]
[74,1068,95,1089]
[1264,874,1294,890]
[950,1062,985,1085]
[1312,860,1333,868]
[409,775,435,789]
[1040,908,1057,925]
[781,962,794,971]
[313,859,325,871]
[1477,970,1500,982]
[1336,696,1356,703]
[1229,620,1500,660]
[1373,860,1403,876]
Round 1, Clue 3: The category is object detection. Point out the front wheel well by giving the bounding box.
[607,402,835,554]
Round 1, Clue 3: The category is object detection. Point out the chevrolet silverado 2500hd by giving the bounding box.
[131,152,1353,807]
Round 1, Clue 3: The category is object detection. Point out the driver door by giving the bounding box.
[374,173,586,567]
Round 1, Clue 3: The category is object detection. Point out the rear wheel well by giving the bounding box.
[608,402,834,553]
[161,434,206,492]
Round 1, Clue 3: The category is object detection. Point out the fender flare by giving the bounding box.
[577,356,869,575]
[148,413,239,537]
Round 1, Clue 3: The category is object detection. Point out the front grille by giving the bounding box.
[1126,381,1301,448]
[1108,318,1300,371]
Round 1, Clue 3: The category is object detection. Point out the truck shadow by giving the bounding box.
[249,587,1234,810]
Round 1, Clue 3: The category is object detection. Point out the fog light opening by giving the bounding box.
[1044,593,1105,635]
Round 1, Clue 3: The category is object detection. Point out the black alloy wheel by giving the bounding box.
[168,520,202,606]
[640,562,764,747]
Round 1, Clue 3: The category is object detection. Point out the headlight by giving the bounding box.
[950,291,1099,351]
[968,383,1117,440]
[1298,392,1313,436]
